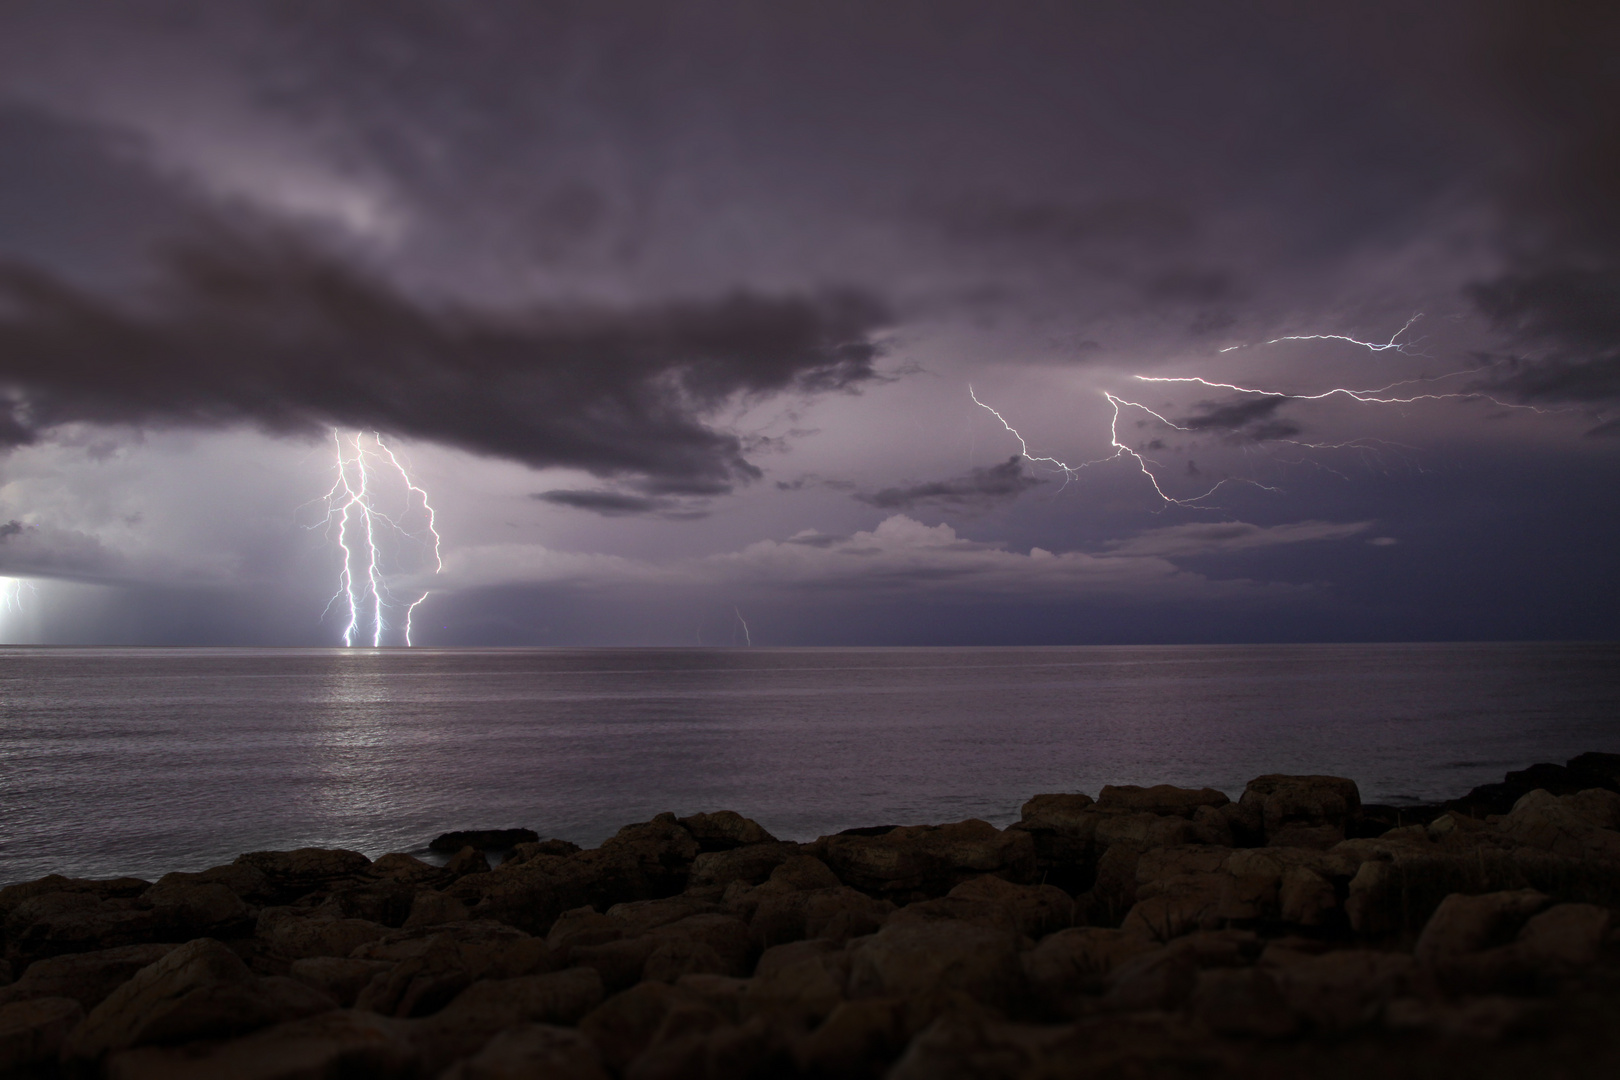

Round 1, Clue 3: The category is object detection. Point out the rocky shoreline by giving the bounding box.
[3,753,1620,1079]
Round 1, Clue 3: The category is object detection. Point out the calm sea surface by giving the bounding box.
[2,643,1617,886]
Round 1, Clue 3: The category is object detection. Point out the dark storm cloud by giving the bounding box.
[533,489,710,520]
[1464,2,1620,403]
[854,455,1043,511]
[1176,396,1301,443]
[0,228,889,490]
[0,519,123,581]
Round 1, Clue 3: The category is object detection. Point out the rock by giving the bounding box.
[439,1022,610,1080]
[846,919,1025,1025]
[689,842,796,888]
[1239,774,1361,845]
[366,852,450,886]
[814,819,1036,898]
[1017,793,1095,829]
[0,996,84,1073]
[741,942,849,1027]
[679,811,779,852]
[442,846,492,878]
[409,967,605,1074]
[0,943,180,1012]
[1414,889,1550,967]
[1383,994,1546,1041]
[401,889,470,929]
[649,913,753,977]
[609,895,725,937]
[143,880,254,938]
[944,875,1074,939]
[884,1007,1060,1080]
[1189,967,1296,1037]
[63,938,336,1062]
[1022,928,1159,1010]
[1515,902,1611,969]
[503,839,584,866]
[288,956,393,1007]
[569,937,665,994]
[1498,788,1620,861]
[352,921,554,1018]
[793,997,909,1078]
[1096,784,1230,818]
[5,893,163,965]
[1264,948,1415,1030]
[1448,757,1620,817]
[257,909,389,961]
[1104,931,1259,1012]
[103,1008,417,1080]
[430,828,541,853]
[579,981,722,1075]
[233,849,372,903]
[547,907,625,956]
[0,875,150,923]
[749,885,894,948]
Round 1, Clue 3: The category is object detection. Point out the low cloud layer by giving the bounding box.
[853,456,1044,511]
[0,228,889,493]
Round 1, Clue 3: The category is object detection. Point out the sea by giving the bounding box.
[2,642,1617,887]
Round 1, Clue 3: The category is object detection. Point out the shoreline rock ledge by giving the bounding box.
[3,755,1620,1078]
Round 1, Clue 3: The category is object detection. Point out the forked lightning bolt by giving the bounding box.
[317,431,442,646]
[973,315,1545,509]
[970,386,1273,506]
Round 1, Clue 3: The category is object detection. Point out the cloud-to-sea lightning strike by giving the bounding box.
[972,315,1546,509]
[317,431,442,647]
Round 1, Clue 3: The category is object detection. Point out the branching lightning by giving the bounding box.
[1217,313,1425,354]
[315,431,442,647]
[1,576,33,615]
[973,314,1553,510]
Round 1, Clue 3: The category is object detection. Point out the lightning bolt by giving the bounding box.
[0,576,32,615]
[971,385,1273,506]
[315,431,442,647]
[734,606,753,646]
[1217,313,1425,354]
[973,315,1557,510]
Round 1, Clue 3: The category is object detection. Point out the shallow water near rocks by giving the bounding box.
[2,642,1616,885]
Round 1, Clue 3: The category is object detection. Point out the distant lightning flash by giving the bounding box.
[316,431,442,647]
[1,576,33,615]
[734,607,753,646]
[973,314,1547,510]
[970,386,1272,506]
[1217,313,1424,354]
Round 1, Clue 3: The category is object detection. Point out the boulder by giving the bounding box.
[365,853,451,886]
[814,819,1036,898]
[63,938,336,1062]
[439,1022,610,1080]
[1022,928,1158,1010]
[749,885,893,948]
[1515,902,1612,969]
[142,880,253,938]
[103,1008,417,1080]
[256,908,389,961]
[233,849,372,903]
[0,875,150,923]
[401,889,470,929]
[352,921,554,1018]
[5,894,163,965]
[689,842,797,888]
[1498,789,1620,861]
[409,967,605,1074]
[0,996,84,1074]
[287,957,393,1007]
[1239,774,1361,846]
[1414,889,1551,968]
[846,919,1025,1025]
[792,997,909,1079]
[578,981,724,1075]
[944,875,1074,939]
[679,811,779,852]
[0,943,180,1012]
[1188,967,1296,1037]
[502,839,584,866]
[1096,784,1230,818]
[1263,948,1415,1030]
[740,943,848,1028]
[429,829,540,853]
[1448,755,1620,817]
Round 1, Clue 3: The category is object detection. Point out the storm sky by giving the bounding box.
[0,0,1616,645]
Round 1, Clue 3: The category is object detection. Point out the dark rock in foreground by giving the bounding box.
[4,757,1620,1078]
[429,829,541,854]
